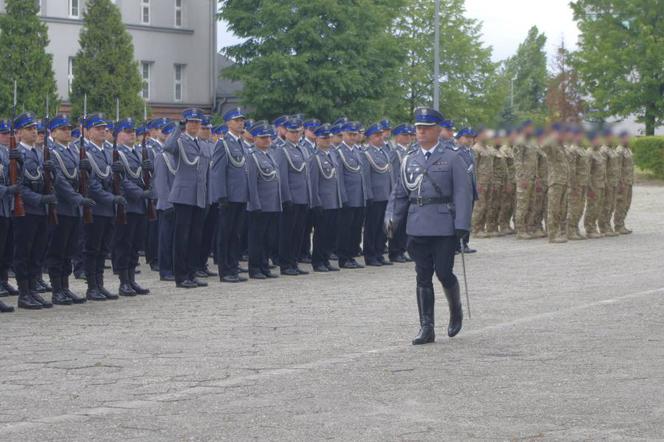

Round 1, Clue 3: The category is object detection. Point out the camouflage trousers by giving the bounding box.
[566,185,587,234]
[584,186,605,234]
[471,182,491,234]
[514,178,534,233]
[485,181,504,233]
[498,182,515,232]
[599,184,617,232]
[613,183,633,230]
[546,183,568,240]
[528,180,547,233]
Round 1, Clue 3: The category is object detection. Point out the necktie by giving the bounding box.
[425,151,431,161]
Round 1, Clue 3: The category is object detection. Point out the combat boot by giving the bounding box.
[61,276,86,304]
[29,278,53,308]
[533,227,547,238]
[586,229,603,239]
[443,282,463,338]
[118,270,137,297]
[86,270,106,301]
[17,279,42,310]
[549,236,568,244]
[49,273,72,306]
[605,229,619,237]
[0,299,13,313]
[97,273,118,300]
[474,231,489,239]
[616,227,632,235]
[35,275,51,293]
[0,270,18,296]
[412,286,435,345]
[128,268,150,295]
[516,231,533,240]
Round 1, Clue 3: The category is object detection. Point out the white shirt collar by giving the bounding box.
[342,141,353,150]
[19,142,35,150]
[184,132,198,142]
[150,137,163,147]
[421,142,439,157]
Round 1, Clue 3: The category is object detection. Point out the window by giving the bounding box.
[174,64,185,102]
[175,0,182,27]
[141,0,150,24]
[141,62,151,100]
[69,0,80,18]
[67,57,74,94]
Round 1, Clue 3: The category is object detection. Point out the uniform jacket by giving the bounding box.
[363,144,393,202]
[209,131,248,204]
[300,138,317,158]
[335,142,372,208]
[17,143,48,216]
[274,140,311,206]
[246,147,285,213]
[50,141,84,217]
[389,145,409,187]
[154,151,177,211]
[86,141,116,217]
[0,145,13,217]
[457,146,478,201]
[540,137,570,186]
[308,149,344,210]
[385,142,473,237]
[616,144,634,185]
[163,126,211,208]
[600,145,621,187]
[117,144,147,215]
[513,136,538,182]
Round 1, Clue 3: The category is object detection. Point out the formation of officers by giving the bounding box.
[463,121,634,244]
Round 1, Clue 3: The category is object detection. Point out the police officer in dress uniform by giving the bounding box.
[195,115,219,278]
[385,107,473,345]
[153,121,177,281]
[299,118,321,264]
[362,122,393,266]
[144,118,170,273]
[114,118,153,296]
[246,121,285,279]
[454,128,478,254]
[308,123,344,273]
[46,114,94,305]
[272,115,289,149]
[163,108,211,289]
[275,117,311,276]
[0,119,20,312]
[387,123,414,263]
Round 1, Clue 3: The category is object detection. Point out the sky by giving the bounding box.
[216,0,581,64]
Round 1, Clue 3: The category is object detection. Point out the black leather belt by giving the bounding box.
[409,196,452,206]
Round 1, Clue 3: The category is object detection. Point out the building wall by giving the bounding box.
[1,0,217,117]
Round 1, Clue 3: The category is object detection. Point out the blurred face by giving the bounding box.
[254,135,271,150]
[341,132,356,145]
[368,133,383,147]
[227,118,245,135]
[331,134,342,144]
[0,133,9,145]
[523,125,534,137]
[185,120,201,137]
[51,127,72,144]
[19,126,37,145]
[117,129,135,146]
[89,126,107,144]
[395,134,410,146]
[620,135,630,146]
[305,129,317,140]
[199,127,211,141]
[285,130,300,143]
[317,136,331,149]
[416,125,442,148]
[105,128,114,141]
[277,126,287,138]
[37,132,45,145]
[382,129,391,141]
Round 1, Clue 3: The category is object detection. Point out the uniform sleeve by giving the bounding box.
[208,140,228,201]
[246,153,261,212]
[53,157,84,206]
[153,154,170,203]
[308,155,322,208]
[452,153,473,231]
[275,148,292,203]
[360,151,374,201]
[385,155,410,230]
[19,154,45,208]
[162,125,182,156]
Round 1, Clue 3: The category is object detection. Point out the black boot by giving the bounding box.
[29,278,53,308]
[50,274,72,306]
[35,275,52,293]
[17,279,42,310]
[0,299,13,313]
[2,280,18,296]
[61,276,86,304]
[0,282,8,297]
[443,282,463,338]
[119,270,137,297]
[129,268,150,295]
[97,273,118,300]
[0,270,17,296]
[85,269,106,301]
[412,286,435,345]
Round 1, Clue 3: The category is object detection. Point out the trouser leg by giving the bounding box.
[158,209,175,277]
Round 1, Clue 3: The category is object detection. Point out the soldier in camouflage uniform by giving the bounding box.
[613,131,634,234]
[599,131,621,236]
[584,132,607,239]
[528,129,548,238]
[540,124,569,243]
[486,132,507,237]
[513,122,537,240]
[566,127,591,240]
[470,129,494,238]
[498,129,516,234]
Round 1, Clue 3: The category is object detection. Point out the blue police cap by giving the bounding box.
[315,123,332,138]
[392,123,409,136]
[284,117,303,131]
[84,113,107,129]
[0,119,10,133]
[520,119,534,129]
[14,112,37,130]
[440,119,454,129]
[223,107,245,122]
[162,121,177,136]
[619,130,629,138]
[147,118,169,130]
[106,120,115,131]
[455,128,472,139]
[115,117,136,132]
[244,119,255,132]
[365,123,383,138]
[304,119,321,130]
[551,122,564,132]
[213,124,228,135]
[273,115,289,127]
[330,124,343,135]
[49,114,72,131]
[292,113,305,121]
[201,115,213,128]
[341,121,361,133]
[414,107,444,126]
[136,125,147,136]
[71,128,81,138]
[380,119,391,130]
[333,117,349,127]
[587,130,600,140]
[250,121,274,138]
[36,120,46,133]
[602,128,613,137]
[182,108,204,122]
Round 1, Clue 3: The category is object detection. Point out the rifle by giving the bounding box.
[141,102,157,221]
[112,98,127,225]
[9,81,24,217]
[79,94,93,224]
[43,97,58,225]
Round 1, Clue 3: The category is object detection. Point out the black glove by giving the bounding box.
[40,194,57,205]
[141,159,154,172]
[111,161,124,174]
[113,195,127,206]
[6,184,21,195]
[384,219,394,239]
[456,229,469,240]
[43,159,55,173]
[282,201,292,210]
[80,198,96,208]
[218,197,229,208]
[79,158,92,173]
[8,149,22,162]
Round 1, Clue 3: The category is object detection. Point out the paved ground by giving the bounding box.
[1,185,663,441]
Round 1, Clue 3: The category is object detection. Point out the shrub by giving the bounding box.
[632,136,664,178]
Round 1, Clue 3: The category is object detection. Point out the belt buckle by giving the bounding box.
[417,196,423,207]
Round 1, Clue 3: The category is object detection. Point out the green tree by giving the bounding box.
[571,0,664,135]
[393,0,506,127]
[0,0,58,117]
[71,0,143,119]
[501,26,549,125]
[218,0,405,122]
